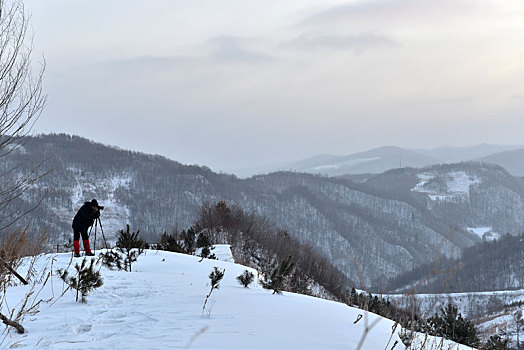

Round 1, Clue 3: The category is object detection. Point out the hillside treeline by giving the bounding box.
[192,201,355,299]
[382,233,524,293]
[158,201,471,339]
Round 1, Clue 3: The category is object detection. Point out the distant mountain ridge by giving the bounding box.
[233,144,524,177]
[3,134,524,290]
[478,148,524,177]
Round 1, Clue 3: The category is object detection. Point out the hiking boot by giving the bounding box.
[74,252,81,258]
[85,251,95,256]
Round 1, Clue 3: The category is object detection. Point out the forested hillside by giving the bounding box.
[3,134,524,288]
[382,233,524,293]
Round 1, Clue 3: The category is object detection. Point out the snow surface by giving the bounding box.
[3,247,473,349]
[412,171,480,201]
[475,307,523,346]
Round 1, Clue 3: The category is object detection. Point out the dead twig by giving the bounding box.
[0,312,24,333]
[0,257,27,285]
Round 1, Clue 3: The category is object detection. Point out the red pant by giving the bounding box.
[73,230,91,253]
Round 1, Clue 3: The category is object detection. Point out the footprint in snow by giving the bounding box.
[75,323,92,334]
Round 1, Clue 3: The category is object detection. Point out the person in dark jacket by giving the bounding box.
[72,199,102,257]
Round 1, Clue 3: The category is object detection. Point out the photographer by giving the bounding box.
[72,199,103,257]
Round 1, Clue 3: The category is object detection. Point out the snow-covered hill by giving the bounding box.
[3,248,473,349]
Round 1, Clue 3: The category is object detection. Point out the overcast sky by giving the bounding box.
[25,0,524,172]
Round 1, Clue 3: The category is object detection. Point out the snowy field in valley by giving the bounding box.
[387,289,524,319]
[2,247,473,349]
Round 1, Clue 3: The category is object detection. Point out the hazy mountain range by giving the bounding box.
[2,134,523,292]
[232,144,524,177]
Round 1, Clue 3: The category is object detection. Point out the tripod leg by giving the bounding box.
[88,225,94,255]
[98,218,109,249]
[94,221,97,253]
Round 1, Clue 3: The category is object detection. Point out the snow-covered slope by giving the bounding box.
[3,248,473,349]
[411,171,480,201]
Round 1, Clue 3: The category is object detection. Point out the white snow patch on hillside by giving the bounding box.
[412,171,480,201]
[467,227,492,238]
[466,227,500,241]
[2,251,474,349]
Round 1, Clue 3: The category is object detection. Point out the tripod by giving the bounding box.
[89,217,109,253]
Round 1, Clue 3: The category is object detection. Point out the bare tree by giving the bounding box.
[0,0,46,337]
[0,0,46,230]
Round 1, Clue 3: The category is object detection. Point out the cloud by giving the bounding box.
[424,96,474,105]
[205,36,274,63]
[301,0,511,27]
[283,33,397,53]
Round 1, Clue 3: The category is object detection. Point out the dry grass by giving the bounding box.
[0,229,51,342]
[0,229,47,264]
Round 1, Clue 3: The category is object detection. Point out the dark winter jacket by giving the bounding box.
[72,202,100,233]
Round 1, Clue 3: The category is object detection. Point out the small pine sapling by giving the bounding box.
[198,245,217,261]
[196,232,210,248]
[99,250,124,271]
[426,303,480,347]
[58,258,103,303]
[236,270,255,288]
[116,224,145,272]
[202,267,225,316]
[484,335,510,350]
[196,232,217,260]
[261,255,295,294]
[157,231,184,253]
[180,227,196,254]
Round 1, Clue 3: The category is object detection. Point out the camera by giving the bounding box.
[97,206,104,210]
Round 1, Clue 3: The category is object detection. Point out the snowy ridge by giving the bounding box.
[3,248,473,349]
[311,157,382,171]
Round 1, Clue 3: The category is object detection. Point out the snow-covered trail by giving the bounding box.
[3,248,472,349]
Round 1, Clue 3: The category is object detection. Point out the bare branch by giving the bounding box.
[0,311,24,333]
[0,0,46,230]
[0,256,27,284]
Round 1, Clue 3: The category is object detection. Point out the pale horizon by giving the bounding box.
[25,0,524,172]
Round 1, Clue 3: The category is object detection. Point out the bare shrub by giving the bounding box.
[0,0,47,231]
[0,229,47,286]
[0,231,51,340]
